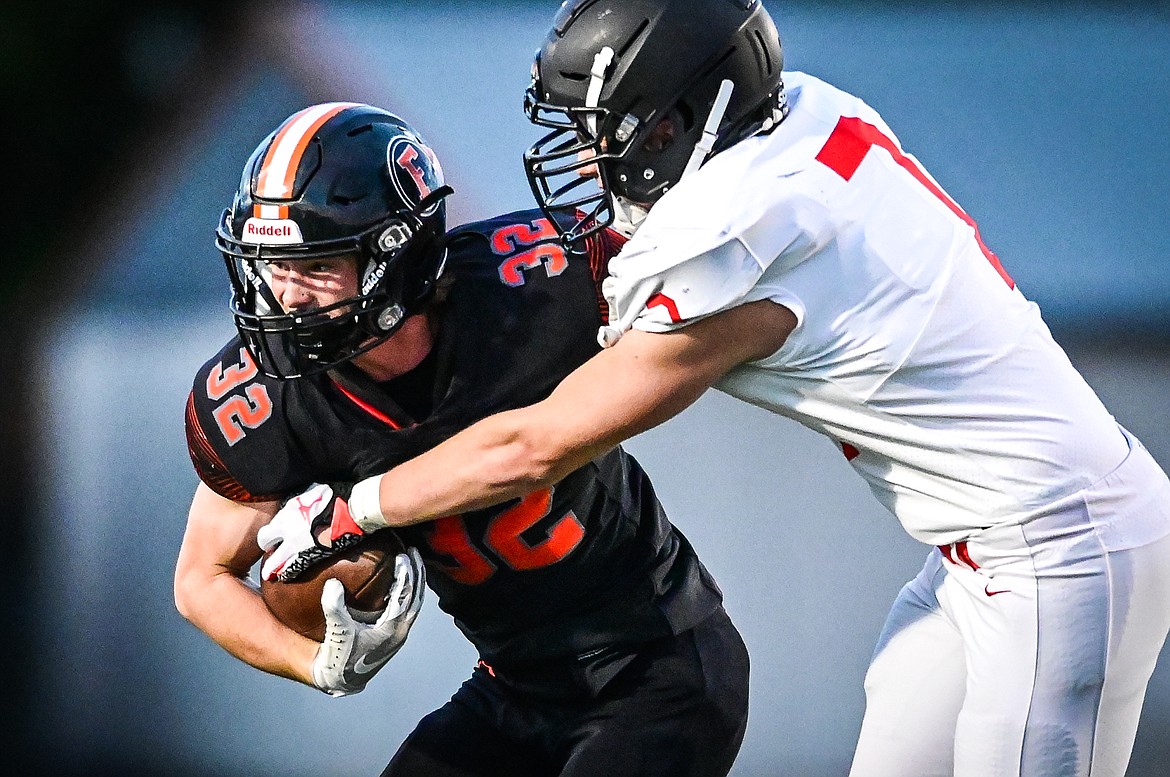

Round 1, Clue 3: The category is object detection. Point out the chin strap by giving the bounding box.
[585,47,615,135]
[682,79,736,180]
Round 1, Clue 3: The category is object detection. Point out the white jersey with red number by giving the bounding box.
[602,71,1150,546]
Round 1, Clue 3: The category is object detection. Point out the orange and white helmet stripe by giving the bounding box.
[253,102,361,219]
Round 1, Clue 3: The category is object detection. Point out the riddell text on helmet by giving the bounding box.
[241,217,304,245]
[249,223,292,237]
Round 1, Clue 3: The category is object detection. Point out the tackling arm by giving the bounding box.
[174,483,319,686]
[352,299,797,528]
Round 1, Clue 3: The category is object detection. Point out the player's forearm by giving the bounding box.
[349,406,595,529]
[345,327,729,531]
[175,567,318,686]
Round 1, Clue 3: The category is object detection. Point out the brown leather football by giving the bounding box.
[260,530,406,642]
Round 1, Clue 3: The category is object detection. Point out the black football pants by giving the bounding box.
[380,607,750,777]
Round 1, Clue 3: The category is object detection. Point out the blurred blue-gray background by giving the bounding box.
[5,2,1168,775]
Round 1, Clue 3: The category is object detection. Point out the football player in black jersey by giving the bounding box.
[173,102,749,777]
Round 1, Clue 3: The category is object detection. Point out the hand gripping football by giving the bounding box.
[260,529,407,642]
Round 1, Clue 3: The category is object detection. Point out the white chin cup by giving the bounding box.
[610,197,649,238]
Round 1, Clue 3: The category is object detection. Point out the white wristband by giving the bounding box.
[348,476,389,532]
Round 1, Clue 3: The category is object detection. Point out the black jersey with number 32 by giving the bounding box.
[185,208,722,666]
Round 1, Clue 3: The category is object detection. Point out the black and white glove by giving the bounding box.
[257,483,365,582]
[310,546,426,697]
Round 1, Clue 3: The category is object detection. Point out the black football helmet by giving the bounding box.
[524,0,785,244]
[216,102,452,379]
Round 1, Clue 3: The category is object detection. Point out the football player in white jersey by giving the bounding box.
[259,1,1170,775]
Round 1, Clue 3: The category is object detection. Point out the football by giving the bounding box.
[260,529,406,642]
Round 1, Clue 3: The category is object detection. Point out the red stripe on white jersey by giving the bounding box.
[938,540,981,571]
[646,292,681,323]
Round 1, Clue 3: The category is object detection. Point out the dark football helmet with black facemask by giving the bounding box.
[216,102,452,379]
[524,0,785,245]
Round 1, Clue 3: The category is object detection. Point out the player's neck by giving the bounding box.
[351,312,436,382]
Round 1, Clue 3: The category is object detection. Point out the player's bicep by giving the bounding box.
[537,299,796,457]
[176,483,279,584]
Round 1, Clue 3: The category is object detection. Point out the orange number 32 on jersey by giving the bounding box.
[424,488,586,585]
[206,348,273,446]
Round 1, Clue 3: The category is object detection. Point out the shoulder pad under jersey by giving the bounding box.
[445,207,622,297]
[419,209,626,423]
[185,338,310,502]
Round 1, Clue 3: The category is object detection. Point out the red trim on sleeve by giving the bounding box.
[646,292,682,323]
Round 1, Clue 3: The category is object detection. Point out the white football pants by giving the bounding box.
[849,430,1170,777]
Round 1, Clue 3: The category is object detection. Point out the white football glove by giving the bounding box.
[257,483,365,582]
[310,546,426,697]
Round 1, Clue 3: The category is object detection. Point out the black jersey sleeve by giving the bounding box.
[185,338,315,502]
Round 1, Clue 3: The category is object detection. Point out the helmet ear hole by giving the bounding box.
[642,117,678,154]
